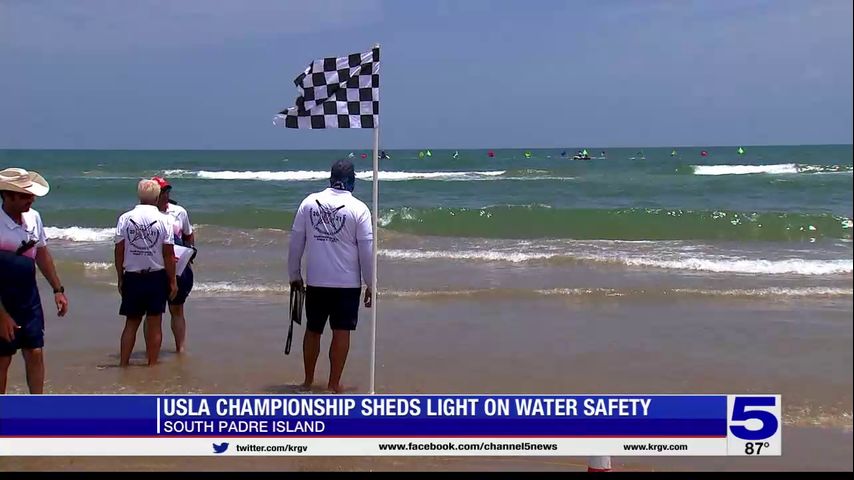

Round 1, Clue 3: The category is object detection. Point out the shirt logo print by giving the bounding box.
[126,219,160,250]
[311,200,346,236]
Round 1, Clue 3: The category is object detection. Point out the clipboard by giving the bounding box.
[174,245,197,276]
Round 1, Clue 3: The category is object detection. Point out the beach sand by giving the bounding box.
[1,266,851,471]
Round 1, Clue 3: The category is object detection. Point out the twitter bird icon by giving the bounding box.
[212,442,229,454]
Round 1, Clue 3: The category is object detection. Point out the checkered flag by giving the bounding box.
[274,47,379,129]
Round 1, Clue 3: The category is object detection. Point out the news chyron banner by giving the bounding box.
[0,395,780,456]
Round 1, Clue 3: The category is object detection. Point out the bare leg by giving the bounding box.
[21,348,44,394]
[144,314,163,366]
[302,330,322,388]
[0,355,12,394]
[169,304,186,353]
[328,329,350,393]
[120,316,142,367]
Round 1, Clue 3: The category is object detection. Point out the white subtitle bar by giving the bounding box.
[0,437,739,456]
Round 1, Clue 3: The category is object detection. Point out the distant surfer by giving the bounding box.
[572,150,591,160]
[379,151,390,160]
[452,151,459,159]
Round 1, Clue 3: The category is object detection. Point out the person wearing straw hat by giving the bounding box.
[0,168,69,394]
[288,159,373,393]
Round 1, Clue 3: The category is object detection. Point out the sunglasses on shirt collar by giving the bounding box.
[16,239,37,255]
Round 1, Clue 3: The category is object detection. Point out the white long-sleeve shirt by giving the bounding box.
[288,188,373,288]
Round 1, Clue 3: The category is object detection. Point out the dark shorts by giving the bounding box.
[169,266,194,306]
[305,286,361,334]
[0,252,44,356]
[119,270,168,318]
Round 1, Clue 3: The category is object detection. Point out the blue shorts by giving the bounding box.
[305,286,361,334]
[169,266,194,306]
[120,270,169,317]
[0,252,45,356]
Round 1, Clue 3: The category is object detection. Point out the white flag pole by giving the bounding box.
[369,123,379,395]
[369,43,380,395]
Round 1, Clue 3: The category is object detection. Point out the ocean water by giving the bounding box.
[2,147,852,430]
[3,146,850,232]
[2,145,851,280]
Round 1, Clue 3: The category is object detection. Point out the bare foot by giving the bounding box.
[299,382,313,392]
[326,384,356,394]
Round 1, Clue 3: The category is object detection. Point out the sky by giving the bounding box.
[0,0,852,149]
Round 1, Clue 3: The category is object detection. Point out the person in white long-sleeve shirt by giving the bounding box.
[288,159,373,393]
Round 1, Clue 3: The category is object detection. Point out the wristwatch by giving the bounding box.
[54,286,65,294]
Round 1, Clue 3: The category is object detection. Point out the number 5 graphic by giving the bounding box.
[729,397,779,440]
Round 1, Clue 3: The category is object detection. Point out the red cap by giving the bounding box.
[151,176,171,190]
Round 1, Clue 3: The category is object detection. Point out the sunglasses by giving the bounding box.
[16,239,37,255]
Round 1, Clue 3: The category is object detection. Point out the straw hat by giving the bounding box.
[0,168,50,196]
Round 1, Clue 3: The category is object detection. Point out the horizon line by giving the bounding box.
[1,143,851,152]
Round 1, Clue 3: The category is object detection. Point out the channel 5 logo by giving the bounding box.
[728,396,779,440]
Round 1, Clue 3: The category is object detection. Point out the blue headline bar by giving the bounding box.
[0,395,727,437]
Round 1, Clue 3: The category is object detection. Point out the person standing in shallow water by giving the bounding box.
[114,179,177,367]
[0,168,69,394]
[152,176,195,353]
[288,159,374,393]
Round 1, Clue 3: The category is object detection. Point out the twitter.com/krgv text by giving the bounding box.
[211,442,308,454]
